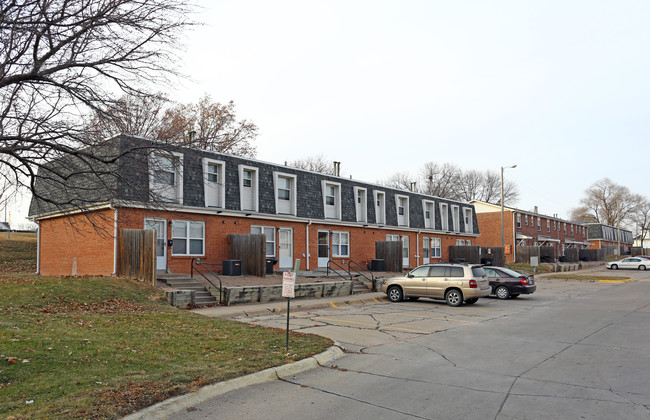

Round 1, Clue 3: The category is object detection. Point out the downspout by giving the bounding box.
[111,205,118,276]
[306,219,312,271]
[36,221,40,275]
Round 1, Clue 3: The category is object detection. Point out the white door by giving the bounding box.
[422,237,430,264]
[402,236,410,267]
[144,219,166,270]
[279,228,293,268]
[318,231,329,268]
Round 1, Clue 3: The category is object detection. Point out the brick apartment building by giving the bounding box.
[470,201,590,264]
[29,134,480,276]
[585,223,633,255]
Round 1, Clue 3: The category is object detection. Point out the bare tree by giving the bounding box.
[84,94,259,157]
[570,178,642,227]
[631,198,650,248]
[381,171,415,192]
[84,94,171,140]
[419,162,461,198]
[382,162,520,205]
[158,96,258,157]
[288,154,334,174]
[1,0,194,215]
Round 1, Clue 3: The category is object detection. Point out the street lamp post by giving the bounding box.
[501,164,517,254]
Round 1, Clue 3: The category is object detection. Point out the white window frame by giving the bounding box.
[374,190,386,225]
[273,172,297,216]
[322,181,342,220]
[431,237,442,258]
[238,165,259,212]
[395,194,410,227]
[332,231,350,257]
[547,220,551,233]
[149,151,183,204]
[171,220,204,256]
[354,186,368,223]
[203,158,225,208]
[463,207,473,233]
[537,217,542,232]
[423,200,435,229]
[251,225,276,257]
[451,205,460,232]
[516,214,522,228]
[440,203,449,231]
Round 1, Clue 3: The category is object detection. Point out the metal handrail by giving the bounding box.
[327,260,351,281]
[348,260,374,282]
[191,258,223,305]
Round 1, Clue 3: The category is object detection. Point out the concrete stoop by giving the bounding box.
[158,274,218,307]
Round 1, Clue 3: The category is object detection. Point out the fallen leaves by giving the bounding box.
[39,297,144,314]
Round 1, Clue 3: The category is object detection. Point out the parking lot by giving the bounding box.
[178,268,650,419]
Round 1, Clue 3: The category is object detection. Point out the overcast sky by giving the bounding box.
[9,0,650,226]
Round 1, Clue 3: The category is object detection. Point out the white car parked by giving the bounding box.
[606,257,648,271]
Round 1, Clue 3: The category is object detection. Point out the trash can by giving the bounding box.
[265,257,278,274]
[222,259,242,276]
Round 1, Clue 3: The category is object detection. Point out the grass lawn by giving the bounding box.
[0,232,37,274]
[0,235,333,419]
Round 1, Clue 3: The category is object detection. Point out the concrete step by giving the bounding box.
[160,276,218,307]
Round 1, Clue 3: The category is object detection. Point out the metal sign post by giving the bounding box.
[282,259,300,352]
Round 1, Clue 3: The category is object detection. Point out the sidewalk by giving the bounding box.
[192,291,388,319]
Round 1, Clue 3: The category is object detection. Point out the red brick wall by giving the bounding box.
[37,207,480,276]
[117,209,479,274]
[38,209,116,276]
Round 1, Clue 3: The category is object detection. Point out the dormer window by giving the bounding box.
[203,158,225,208]
[239,165,259,212]
[322,181,341,219]
[150,152,183,204]
[274,172,297,215]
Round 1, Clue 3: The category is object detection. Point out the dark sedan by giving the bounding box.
[484,266,536,299]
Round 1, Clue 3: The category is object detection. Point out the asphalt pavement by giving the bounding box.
[129,266,650,419]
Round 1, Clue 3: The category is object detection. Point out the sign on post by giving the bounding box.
[282,271,296,298]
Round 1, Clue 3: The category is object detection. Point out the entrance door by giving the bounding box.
[402,236,410,267]
[318,231,329,268]
[422,237,430,264]
[278,228,293,268]
[144,218,166,270]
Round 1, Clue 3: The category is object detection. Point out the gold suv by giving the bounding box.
[381,263,491,307]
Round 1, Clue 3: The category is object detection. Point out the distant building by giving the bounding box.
[0,222,10,232]
[586,223,633,255]
[470,201,590,264]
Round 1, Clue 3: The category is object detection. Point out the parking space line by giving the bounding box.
[329,302,338,308]
[292,314,431,334]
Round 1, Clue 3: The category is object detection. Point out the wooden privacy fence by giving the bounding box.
[229,234,266,277]
[579,249,604,261]
[516,246,555,263]
[563,248,579,262]
[449,246,505,266]
[632,247,650,256]
[376,241,402,272]
[118,228,155,284]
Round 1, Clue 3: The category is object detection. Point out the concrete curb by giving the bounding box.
[122,346,345,420]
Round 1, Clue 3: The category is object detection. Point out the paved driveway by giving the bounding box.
[172,269,650,419]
